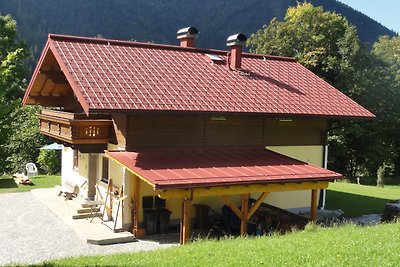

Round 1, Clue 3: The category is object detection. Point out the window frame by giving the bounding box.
[101,156,109,184]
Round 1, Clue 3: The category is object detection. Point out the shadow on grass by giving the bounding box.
[325,190,392,217]
[0,178,18,188]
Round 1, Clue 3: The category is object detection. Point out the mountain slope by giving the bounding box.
[0,0,396,58]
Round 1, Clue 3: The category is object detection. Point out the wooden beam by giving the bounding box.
[240,194,250,236]
[180,197,192,245]
[221,195,242,220]
[29,96,66,106]
[247,192,269,220]
[41,77,56,96]
[158,181,330,199]
[132,175,140,237]
[310,189,318,222]
[40,69,69,84]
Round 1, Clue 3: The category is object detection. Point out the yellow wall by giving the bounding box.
[258,145,324,209]
[267,145,324,167]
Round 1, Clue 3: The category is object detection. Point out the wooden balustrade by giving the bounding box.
[38,109,112,144]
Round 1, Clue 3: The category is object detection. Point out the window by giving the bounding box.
[101,156,109,184]
[73,149,79,170]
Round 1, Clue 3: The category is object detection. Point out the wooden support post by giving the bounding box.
[247,192,269,220]
[180,197,192,245]
[240,193,250,236]
[310,189,318,222]
[102,178,113,220]
[109,179,113,220]
[87,153,97,199]
[131,176,140,237]
[221,195,242,220]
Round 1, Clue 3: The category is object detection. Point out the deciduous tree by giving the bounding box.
[247,3,400,181]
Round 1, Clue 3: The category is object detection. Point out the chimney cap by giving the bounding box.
[177,26,199,40]
[227,33,247,47]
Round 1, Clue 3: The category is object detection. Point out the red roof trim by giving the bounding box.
[47,39,90,114]
[105,148,342,190]
[48,34,295,62]
[22,41,51,105]
[91,108,375,120]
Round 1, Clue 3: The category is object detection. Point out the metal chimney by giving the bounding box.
[227,33,247,69]
[177,26,199,48]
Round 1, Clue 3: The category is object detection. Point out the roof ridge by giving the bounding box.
[48,33,295,62]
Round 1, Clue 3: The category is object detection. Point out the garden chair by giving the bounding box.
[25,162,38,177]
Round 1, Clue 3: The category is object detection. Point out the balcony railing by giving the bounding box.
[38,109,113,145]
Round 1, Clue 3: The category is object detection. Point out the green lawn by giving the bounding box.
[33,223,400,267]
[325,182,400,217]
[0,175,60,194]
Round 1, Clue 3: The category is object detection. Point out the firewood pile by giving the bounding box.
[13,173,33,185]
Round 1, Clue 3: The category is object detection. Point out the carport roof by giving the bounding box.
[105,147,341,190]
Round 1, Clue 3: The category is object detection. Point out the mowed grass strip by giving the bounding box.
[325,182,400,217]
[34,223,400,267]
[0,175,60,193]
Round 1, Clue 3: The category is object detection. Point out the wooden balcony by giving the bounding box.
[38,109,113,145]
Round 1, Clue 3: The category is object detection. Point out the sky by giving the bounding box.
[338,0,400,34]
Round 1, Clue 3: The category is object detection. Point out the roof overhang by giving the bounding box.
[22,35,90,114]
[105,147,341,197]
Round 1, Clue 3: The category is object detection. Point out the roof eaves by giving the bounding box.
[47,37,90,114]
[89,108,376,120]
[22,41,51,105]
[153,176,340,191]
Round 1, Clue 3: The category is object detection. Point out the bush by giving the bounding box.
[2,105,47,173]
[37,149,61,174]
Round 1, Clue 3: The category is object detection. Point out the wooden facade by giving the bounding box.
[112,114,328,149]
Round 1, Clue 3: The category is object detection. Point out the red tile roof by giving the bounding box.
[24,34,374,118]
[105,148,341,190]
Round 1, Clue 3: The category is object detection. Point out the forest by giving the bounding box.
[0,1,399,185]
[0,0,396,64]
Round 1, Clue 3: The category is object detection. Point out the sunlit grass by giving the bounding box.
[326,182,400,217]
[33,223,400,267]
[0,175,60,193]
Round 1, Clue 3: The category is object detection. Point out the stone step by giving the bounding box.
[72,212,102,220]
[81,199,104,208]
[77,207,98,214]
[86,232,136,245]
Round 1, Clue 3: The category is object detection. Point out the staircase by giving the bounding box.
[70,197,103,220]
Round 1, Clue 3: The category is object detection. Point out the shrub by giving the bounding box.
[37,149,61,174]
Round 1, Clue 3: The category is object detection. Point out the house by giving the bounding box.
[23,27,374,244]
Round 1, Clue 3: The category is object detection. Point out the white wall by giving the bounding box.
[61,147,89,197]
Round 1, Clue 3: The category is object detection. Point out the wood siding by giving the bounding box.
[124,114,327,149]
[205,116,263,146]
[111,114,128,147]
[264,119,327,146]
[126,114,204,149]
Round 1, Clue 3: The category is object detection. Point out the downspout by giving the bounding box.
[318,129,329,209]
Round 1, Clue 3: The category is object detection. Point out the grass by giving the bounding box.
[0,175,60,194]
[31,222,400,267]
[325,182,400,217]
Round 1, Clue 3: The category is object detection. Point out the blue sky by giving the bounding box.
[338,0,400,34]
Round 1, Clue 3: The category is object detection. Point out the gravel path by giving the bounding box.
[0,192,176,266]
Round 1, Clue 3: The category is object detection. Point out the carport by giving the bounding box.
[106,147,341,244]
